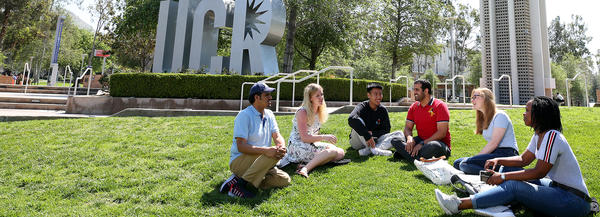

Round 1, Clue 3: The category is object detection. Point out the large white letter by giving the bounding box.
[230,0,285,75]
[189,0,234,73]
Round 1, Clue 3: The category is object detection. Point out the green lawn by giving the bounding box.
[0,108,598,216]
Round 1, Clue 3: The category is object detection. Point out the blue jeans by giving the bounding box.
[453,148,521,175]
[472,179,590,217]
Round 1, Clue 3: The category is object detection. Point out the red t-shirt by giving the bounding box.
[406,97,451,148]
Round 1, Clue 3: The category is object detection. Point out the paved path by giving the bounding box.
[0,109,107,122]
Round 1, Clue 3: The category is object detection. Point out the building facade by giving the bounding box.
[479,0,554,105]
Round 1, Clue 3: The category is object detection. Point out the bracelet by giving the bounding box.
[500,173,506,180]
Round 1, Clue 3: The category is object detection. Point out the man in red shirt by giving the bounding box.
[392,79,451,161]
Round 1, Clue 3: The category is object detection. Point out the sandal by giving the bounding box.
[296,167,309,178]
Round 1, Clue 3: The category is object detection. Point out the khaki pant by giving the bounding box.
[350,129,368,150]
[230,154,291,189]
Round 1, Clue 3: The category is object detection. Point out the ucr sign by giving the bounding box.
[152,0,285,75]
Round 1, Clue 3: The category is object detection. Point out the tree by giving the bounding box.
[86,0,120,68]
[108,0,160,71]
[466,51,481,86]
[293,0,364,70]
[548,15,592,63]
[377,0,446,79]
[446,3,479,75]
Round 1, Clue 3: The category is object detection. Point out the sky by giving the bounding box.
[66,0,600,54]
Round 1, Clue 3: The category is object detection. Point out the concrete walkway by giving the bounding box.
[0,109,107,122]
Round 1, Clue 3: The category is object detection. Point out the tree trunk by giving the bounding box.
[309,46,318,70]
[283,2,297,74]
[391,49,398,79]
[0,9,12,49]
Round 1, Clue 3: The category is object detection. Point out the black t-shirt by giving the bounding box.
[348,101,391,140]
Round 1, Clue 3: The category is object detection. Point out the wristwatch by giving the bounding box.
[500,173,506,180]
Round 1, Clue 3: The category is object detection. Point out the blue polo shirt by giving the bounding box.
[230,105,280,164]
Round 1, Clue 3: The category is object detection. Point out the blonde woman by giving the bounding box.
[452,88,521,174]
[280,83,345,178]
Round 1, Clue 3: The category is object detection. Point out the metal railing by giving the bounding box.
[63,65,73,88]
[566,72,588,107]
[389,75,409,106]
[280,70,318,107]
[74,67,94,96]
[64,66,74,95]
[444,75,467,104]
[23,62,32,94]
[239,66,355,112]
[492,74,512,106]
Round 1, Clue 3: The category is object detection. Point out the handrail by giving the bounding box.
[492,74,512,106]
[64,65,74,95]
[444,75,467,104]
[280,70,318,107]
[74,67,93,96]
[239,66,354,112]
[23,62,32,94]
[389,75,409,106]
[566,72,588,107]
[239,72,294,111]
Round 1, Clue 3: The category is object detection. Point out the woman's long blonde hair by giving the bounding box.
[301,83,328,125]
[474,88,497,135]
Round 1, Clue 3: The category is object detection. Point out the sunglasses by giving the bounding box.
[471,94,481,100]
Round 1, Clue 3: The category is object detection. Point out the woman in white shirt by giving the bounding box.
[453,88,521,174]
[435,96,591,217]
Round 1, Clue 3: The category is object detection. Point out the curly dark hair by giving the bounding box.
[530,96,562,133]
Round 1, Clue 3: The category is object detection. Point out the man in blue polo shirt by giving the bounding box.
[219,82,290,198]
[392,79,451,161]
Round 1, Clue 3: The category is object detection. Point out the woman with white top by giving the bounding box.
[281,83,345,178]
[453,88,521,174]
[435,96,591,217]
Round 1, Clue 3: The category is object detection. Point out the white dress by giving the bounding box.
[282,109,330,164]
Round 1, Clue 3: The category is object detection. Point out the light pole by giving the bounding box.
[80,54,87,75]
[492,74,512,106]
[444,17,458,102]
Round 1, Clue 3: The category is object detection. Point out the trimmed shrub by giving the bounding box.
[109,73,408,102]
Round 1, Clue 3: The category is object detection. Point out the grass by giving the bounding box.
[0,107,598,216]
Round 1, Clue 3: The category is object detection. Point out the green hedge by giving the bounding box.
[109,73,408,102]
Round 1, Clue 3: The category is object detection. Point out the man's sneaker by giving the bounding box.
[220,175,239,193]
[358,147,372,156]
[474,205,515,217]
[435,189,461,214]
[228,181,256,198]
[371,148,393,156]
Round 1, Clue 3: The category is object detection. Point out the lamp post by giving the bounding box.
[80,54,87,74]
[444,17,458,102]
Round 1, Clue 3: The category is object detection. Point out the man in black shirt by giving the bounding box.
[348,83,393,156]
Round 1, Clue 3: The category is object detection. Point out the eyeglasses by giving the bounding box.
[471,94,481,100]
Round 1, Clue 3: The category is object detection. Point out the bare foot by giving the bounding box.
[296,167,309,178]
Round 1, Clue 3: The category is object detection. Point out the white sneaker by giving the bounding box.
[370,148,393,156]
[474,206,515,217]
[435,189,461,214]
[358,147,372,156]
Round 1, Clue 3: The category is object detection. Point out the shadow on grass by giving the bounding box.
[199,182,278,207]
[343,147,370,163]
